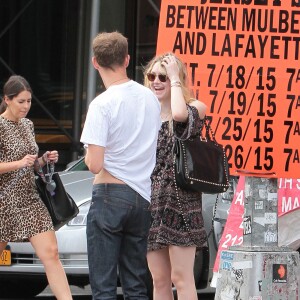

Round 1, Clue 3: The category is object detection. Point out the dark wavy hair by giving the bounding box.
[0,75,32,113]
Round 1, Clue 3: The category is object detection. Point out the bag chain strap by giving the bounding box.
[172,156,192,238]
[208,194,219,238]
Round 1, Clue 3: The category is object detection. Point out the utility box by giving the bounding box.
[215,177,300,300]
[215,249,300,299]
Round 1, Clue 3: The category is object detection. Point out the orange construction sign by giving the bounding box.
[157,0,300,178]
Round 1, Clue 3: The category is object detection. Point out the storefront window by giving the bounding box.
[135,0,161,82]
[0,0,81,166]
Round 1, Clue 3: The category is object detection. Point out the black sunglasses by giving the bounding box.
[147,73,168,83]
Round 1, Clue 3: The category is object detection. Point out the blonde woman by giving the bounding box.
[144,53,207,300]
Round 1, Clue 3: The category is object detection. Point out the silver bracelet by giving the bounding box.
[171,81,181,87]
[42,154,47,164]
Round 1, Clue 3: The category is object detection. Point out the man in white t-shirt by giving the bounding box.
[80,32,161,299]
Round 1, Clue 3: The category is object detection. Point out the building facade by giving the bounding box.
[0,0,161,167]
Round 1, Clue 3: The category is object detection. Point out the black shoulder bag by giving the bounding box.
[173,117,230,194]
[35,161,79,230]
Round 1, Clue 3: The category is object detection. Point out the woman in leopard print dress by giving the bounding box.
[0,75,72,299]
[144,54,207,300]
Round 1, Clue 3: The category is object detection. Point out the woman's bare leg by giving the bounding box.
[147,247,174,300]
[169,245,197,300]
[29,231,72,300]
[0,242,8,255]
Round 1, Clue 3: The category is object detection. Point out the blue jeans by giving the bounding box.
[87,184,151,300]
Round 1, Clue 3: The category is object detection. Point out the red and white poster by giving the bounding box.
[278,178,300,250]
[212,176,300,287]
[212,176,245,277]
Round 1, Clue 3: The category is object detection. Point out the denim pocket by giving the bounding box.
[103,196,134,209]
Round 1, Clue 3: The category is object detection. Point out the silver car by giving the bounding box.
[0,157,231,298]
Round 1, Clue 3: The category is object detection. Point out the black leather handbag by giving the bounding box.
[173,118,230,194]
[35,162,79,230]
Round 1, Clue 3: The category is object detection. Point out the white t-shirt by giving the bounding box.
[80,80,161,201]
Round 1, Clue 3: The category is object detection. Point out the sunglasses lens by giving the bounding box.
[147,73,155,81]
[147,73,168,82]
[158,75,167,82]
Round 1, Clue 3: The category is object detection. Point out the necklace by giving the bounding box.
[108,77,129,87]
[161,111,171,122]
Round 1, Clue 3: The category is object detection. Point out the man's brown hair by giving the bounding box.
[93,31,128,70]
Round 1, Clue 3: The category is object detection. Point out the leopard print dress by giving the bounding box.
[0,116,53,242]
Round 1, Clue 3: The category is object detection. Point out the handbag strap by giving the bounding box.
[35,159,55,183]
[172,157,192,238]
[35,159,56,196]
[174,116,218,145]
[202,116,219,145]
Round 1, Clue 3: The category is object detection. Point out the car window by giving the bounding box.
[66,157,88,171]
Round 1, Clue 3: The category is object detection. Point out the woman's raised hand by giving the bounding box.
[161,55,180,82]
[44,150,59,163]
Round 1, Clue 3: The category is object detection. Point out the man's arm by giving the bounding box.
[85,144,105,174]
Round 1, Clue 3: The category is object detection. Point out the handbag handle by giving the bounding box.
[202,116,219,144]
[175,115,219,144]
[35,160,56,195]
